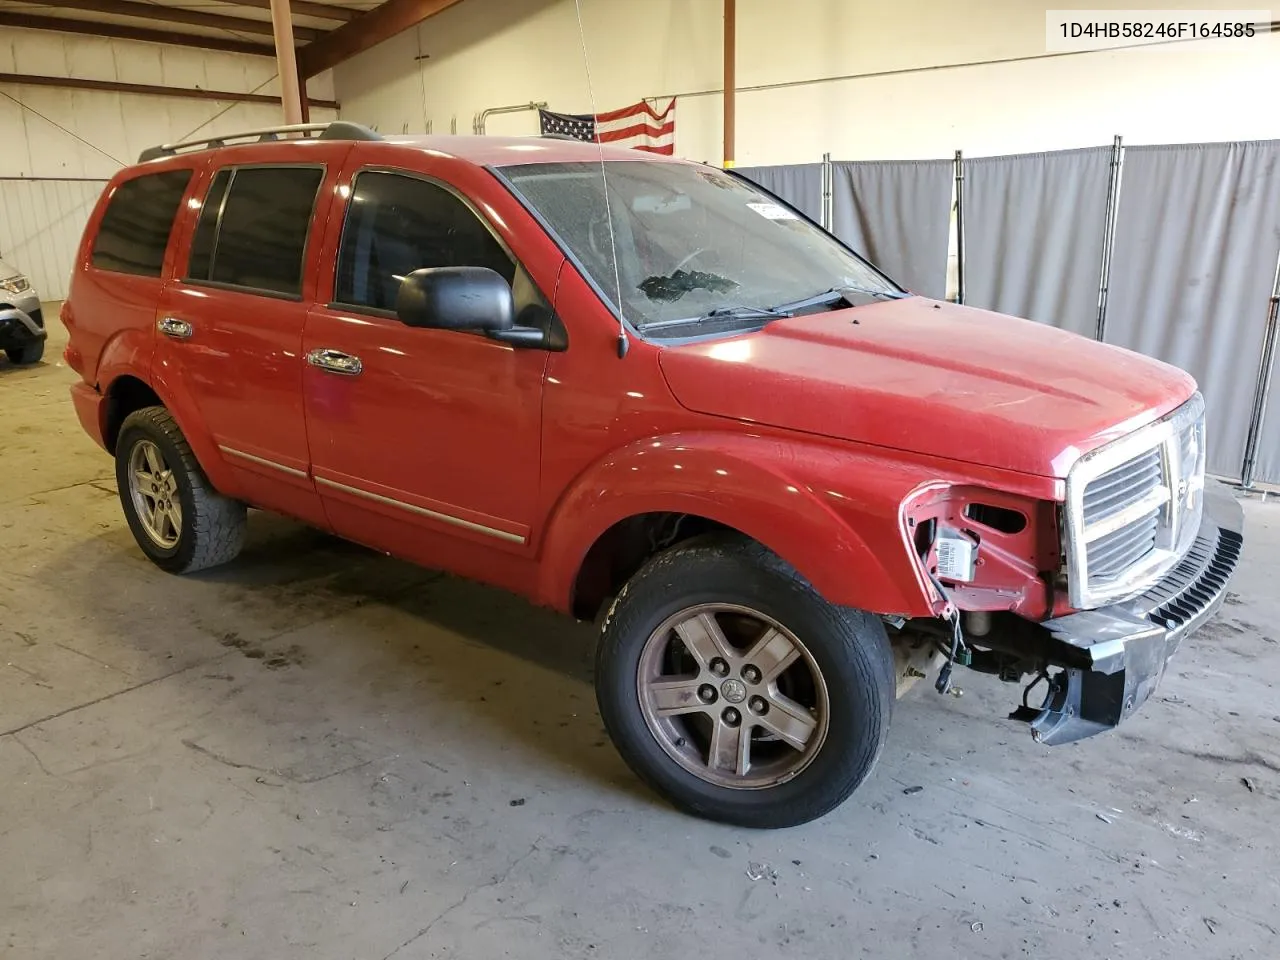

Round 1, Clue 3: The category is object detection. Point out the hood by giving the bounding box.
[657,298,1196,478]
[0,258,19,281]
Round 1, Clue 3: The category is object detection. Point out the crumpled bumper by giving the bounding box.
[1019,481,1243,745]
[0,306,47,347]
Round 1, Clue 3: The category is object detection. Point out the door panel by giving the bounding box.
[300,166,552,583]
[303,306,548,557]
[153,151,345,526]
[159,283,314,483]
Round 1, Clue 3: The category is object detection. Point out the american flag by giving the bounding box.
[538,99,676,154]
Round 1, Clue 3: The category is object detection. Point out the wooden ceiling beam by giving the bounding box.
[221,0,360,23]
[0,72,339,110]
[298,0,463,78]
[16,0,324,42]
[0,12,276,56]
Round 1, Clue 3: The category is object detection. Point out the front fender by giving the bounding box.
[535,431,944,617]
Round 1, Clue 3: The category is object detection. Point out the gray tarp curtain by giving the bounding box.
[734,164,823,224]
[1103,141,1280,480]
[1253,259,1280,484]
[829,160,952,299]
[964,147,1111,337]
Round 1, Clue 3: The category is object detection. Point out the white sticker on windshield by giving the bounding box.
[746,201,799,221]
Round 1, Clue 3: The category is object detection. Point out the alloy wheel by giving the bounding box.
[128,438,182,549]
[636,603,830,789]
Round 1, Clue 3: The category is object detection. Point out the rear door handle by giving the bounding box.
[158,316,193,339]
[306,348,362,376]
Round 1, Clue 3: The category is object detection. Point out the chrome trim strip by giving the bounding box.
[218,445,309,478]
[314,476,526,544]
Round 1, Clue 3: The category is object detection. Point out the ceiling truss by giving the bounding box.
[0,0,462,73]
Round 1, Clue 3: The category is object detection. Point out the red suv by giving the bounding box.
[64,122,1242,827]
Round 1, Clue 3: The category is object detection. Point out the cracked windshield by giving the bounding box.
[500,160,901,335]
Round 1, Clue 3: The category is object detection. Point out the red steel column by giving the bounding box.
[269,0,304,124]
[723,0,735,168]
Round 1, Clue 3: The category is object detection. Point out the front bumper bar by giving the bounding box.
[1019,481,1243,745]
[0,307,47,347]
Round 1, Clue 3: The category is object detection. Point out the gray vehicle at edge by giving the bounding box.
[0,256,46,365]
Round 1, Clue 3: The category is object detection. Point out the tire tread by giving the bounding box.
[5,340,44,365]
[117,406,246,573]
[596,532,894,828]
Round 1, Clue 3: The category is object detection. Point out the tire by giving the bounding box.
[115,406,246,574]
[596,533,894,828]
[5,340,44,365]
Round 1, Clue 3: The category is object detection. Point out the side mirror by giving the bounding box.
[395,266,515,333]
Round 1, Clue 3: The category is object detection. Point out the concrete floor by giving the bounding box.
[3,315,1279,960]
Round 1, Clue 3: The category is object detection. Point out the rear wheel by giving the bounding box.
[595,534,894,828]
[115,406,246,573]
[5,341,44,365]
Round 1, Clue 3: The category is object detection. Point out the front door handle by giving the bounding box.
[158,316,193,339]
[306,348,363,376]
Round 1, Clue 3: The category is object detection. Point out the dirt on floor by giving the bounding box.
[2,316,1278,960]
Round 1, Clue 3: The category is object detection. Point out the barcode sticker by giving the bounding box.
[747,202,799,221]
[936,533,976,582]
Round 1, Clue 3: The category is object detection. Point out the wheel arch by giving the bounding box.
[100,369,238,496]
[537,433,936,620]
[102,375,162,453]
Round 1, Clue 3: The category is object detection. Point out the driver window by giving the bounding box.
[334,171,516,312]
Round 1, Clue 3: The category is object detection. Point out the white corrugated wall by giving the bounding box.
[0,26,336,302]
[0,180,105,300]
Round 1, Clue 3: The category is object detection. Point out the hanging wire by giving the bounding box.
[571,0,630,358]
[415,26,430,134]
[0,89,128,168]
[174,73,280,143]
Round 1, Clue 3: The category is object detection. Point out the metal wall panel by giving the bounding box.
[0,31,336,308]
[0,179,106,301]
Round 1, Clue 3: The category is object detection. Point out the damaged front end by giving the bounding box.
[897,390,1242,745]
[898,480,1242,745]
[1011,483,1242,743]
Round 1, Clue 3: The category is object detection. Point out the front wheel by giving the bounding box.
[5,340,44,365]
[595,534,894,828]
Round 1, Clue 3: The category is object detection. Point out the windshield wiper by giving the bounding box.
[773,285,910,313]
[640,304,794,333]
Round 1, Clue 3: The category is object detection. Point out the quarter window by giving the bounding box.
[186,168,231,282]
[335,171,515,312]
[186,166,323,297]
[91,170,192,277]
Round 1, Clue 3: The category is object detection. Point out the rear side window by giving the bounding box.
[91,170,192,277]
[186,169,231,282]
[334,171,514,311]
[186,166,323,297]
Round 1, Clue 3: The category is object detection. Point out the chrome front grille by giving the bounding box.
[1086,507,1160,582]
[1065,393,1207,609]
[1082,448,1162,523]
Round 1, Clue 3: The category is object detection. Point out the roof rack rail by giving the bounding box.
[138,121,382,163]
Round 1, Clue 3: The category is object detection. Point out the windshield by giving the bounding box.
[498,161,901,334]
